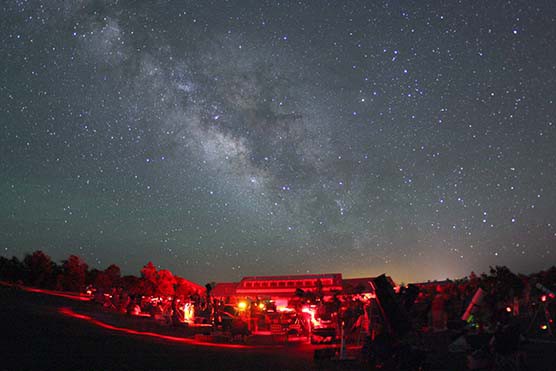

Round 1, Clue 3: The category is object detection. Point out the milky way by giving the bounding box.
[1,1,555,283]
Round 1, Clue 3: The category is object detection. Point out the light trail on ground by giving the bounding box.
[58,307,263,349]
[23,287,92,301]
[0,282,92,301]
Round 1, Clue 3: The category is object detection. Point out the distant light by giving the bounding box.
[541,295,547,302]
[540,324,548,330]
[277,306,293,312]
[505,306,512,313]
[238,301,247,310]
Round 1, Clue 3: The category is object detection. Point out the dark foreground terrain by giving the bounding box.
[1,286,320,370]
[2,285,556,370]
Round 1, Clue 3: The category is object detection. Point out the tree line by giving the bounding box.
[0,250,202,297]
[2,250,555,302]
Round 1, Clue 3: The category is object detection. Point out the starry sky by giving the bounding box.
[1,1,555,285]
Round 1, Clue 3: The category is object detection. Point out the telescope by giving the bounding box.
[461,288,485,321]
[535,283,555,299]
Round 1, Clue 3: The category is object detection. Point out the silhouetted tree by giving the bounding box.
[23,250,54,287]
[540,266,556,287]
[175,276,197,297]
[489,265,524,302]
[61,255,88,292]
[105,264,121,287]
[121,275,142,296]
[157,269,176,297]
[91,269,113,292]
[0,256,25,282]
[0,256,10,280]
[139,261,157,296]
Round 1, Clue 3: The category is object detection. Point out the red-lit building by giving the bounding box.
[209,273,396,339]
[237,273,343,297]
[211,273,388,305]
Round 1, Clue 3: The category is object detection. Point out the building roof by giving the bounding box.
[208,274,396,298]
[234,273,343,298]
[240,273,342,282]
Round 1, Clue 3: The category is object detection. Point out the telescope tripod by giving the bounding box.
[526,301,553,337]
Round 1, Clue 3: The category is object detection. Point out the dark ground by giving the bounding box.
[0,286,347,370]
[1,286,555,370]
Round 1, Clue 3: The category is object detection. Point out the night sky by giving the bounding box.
[1,1,555,284]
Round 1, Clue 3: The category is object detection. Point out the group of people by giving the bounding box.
[411,276,553,335]
[92,287,202,323]
[362,273,555,369]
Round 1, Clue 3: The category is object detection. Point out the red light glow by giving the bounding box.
[183,303,194,323]
[22,287,91,301]
[301,306,321,328]
[276,306,293,313]
[58,307,259,349]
